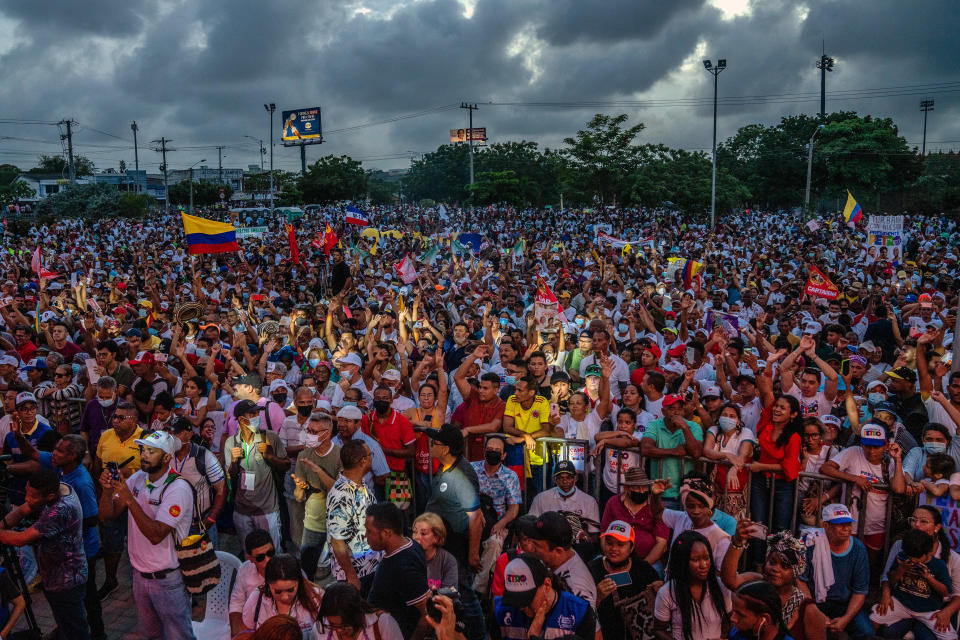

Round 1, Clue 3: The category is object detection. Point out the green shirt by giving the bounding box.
[641,419,703,498]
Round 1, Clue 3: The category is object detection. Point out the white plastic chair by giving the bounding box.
[192,550,243,640]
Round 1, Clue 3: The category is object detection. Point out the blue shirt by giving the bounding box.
[803,536,869,603]
[902,446,927,480]
[712,509,737,536]
[39,452,100,559]
[3,420,57,505]
[471,461,522,518]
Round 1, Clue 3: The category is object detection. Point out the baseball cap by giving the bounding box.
[232,373,262,388]
[134,430,181,455]
[858,340,877,352]
[526,511,573,548]
[553,460,577,477]
[803,321,823,335]
[550,371,571,385]
[424,424,464,453]
[232,399,260,418]
[860,423,887,447]
[129,351,154,365]
[702,385,722,398]
[125,328,142,338]
[886,367,917,383]
[865,380,887,392]
[821,503,854,524]
[661,393,684,407]
[337,352,363,368]
[316,399,333,413]
[381,368,401,382]
[820,415,842,429]
[501,555,548,609]
[0,355,18,368]
[601,520,635,544]
[663,361,686,376]
[269,379,290,394]
[584,364,602,378]
[336,405,363,420]
[21,358,46,371]
[646,344,662,360]
[15,391,37,407]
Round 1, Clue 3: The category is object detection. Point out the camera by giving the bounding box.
[427,587,465,632]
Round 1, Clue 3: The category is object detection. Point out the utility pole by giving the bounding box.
[804,125,825,213]
[151,137,172,215]
[216,146,225,184]
[264,103,276,208]
[920,99,935,157]
[244,136,265,171]
[816,45,835,118]
[131,121,140,193]
[460,102,478,188]
[59,119,76,184]
[300,146,307,174]
[702,60,726,229]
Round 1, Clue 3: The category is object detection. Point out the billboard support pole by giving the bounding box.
[265,103,276,209]
[300,145,306,174]
[460,103,478,205]
[131,121,139,193]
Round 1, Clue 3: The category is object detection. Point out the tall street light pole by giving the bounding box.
[264,103,275,209]
[804,124,825,213]
[703,59,726,229]
[131,121,139,193]
[921,99,935,156]
[189,159,206,212]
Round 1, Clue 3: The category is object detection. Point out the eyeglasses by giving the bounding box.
[253,548,276,562]
[112,414,135,421]
[907,517,934,527]
[802,432,821,439]
[55,372,71,378]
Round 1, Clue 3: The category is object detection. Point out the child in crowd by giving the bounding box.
[919,453,954,502]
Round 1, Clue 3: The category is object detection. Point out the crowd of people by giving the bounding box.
[0,202,955,640]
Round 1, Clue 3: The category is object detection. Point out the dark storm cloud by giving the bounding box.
[0,0,956,172]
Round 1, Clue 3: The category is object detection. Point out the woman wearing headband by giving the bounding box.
[721,522,827,640]
[651,474,735,571]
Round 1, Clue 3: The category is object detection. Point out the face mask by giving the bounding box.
[272,393,287,405]
[138,309,147,318]
[97,397,114,407]
[868,393,885,406]
[717,416,739,432]
[246,416,261,431]
[297,405,313,417]
[303,433,319,448]
[342,401,357,407]
[924,441,947,455]
[575,317,584,326]
[484,451,502,466]
[557,485,576,497]
[195,348,206,359]
[505,375,516,386]
[308,358,321,368]
[373,400,391,413]
[630,491,648,504]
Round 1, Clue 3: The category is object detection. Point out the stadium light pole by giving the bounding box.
[804,125,825,213]
[921,99,935,156]
[188,159,206,213]
[264,103,275,208]
[703,58,726,229]
[816,51,835,117]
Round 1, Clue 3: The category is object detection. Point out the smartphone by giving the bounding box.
[106,461,120,482]
[155,353,168,363]
[606,571,633,587]
[686,347,695,362]
[840,359,850,377]
[747,523,768,539]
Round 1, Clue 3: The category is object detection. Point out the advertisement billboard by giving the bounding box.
[450,128,487,143]
[282,108,322,146]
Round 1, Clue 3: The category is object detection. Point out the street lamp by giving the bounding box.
[804,125,825,213]
[703,58,726,229]
[264,103,276,208]
[189,159,206,212]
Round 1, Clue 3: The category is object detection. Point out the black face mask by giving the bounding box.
[297,405,313,417]
[630,491,648,504]
[373,400,391,414]
[272,394,287,405]
[484,451,502,466]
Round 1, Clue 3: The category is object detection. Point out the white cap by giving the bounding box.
[316,399,332,413]
[381,368,401,381]
[803,321,823,335]
[702,385,723,398]
[133,430,181,455]
[0,355,19,367]
[269,379,289,393]
[865,380,887,392]
[663,361,686,376]
[337,352,363,368]
[336,405,363,420]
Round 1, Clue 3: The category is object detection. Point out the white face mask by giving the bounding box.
[303,433,320,448]
[97,397,115,407]
[717,416,738,432]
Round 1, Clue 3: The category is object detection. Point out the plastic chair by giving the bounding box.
[192,550,243,640]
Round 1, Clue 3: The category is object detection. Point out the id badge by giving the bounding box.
[242,472,256,491]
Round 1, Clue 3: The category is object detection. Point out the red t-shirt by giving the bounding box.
[754,407,802,481]
[600,495,670,560]
[362,409,416,472]
[461,387,505,461]
[54,341,84,361]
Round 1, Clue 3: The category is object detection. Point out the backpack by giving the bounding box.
[188,442,217,522]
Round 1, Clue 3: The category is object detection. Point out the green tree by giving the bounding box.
[475,141,560,205]
[167,180,234,207]
[0,164,35,206]
[367,176,396,206]
[30,154,95,177]
[401,144,470,203]
[36,183,122,217]
[632,146,750,215]
[561,114,646,206]
[467,170,525,205]
[117,192,155,217]
[298,156,367,204]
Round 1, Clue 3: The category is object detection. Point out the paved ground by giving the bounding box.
[9,532,245,640]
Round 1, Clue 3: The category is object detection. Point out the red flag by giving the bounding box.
[804,265,840,300]
[30,247,58,279]
[323,223,338,256]
[284,223,300,265]
[395,253,418,284]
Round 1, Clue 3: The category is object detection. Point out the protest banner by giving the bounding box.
[705,309,740,337]
[866,215,904,266]
[236,226,268,238]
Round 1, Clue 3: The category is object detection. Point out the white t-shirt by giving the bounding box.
[736,397,763,432]
[601,438,643,493]
[661,509,731,571]
[242,586,322,639]
[787,387,833,418]
[799,445,839,493]
[555,552,597,608]
[559,412,602,449]
[126,470,193,573]
[704,426,756,457]
[829,446,895,536]
[528,488,600,527]
[315,613,403,640]
[655,579,731,640]
[229,561,264,614]
[925,397,959,436]
[611,406,655,437]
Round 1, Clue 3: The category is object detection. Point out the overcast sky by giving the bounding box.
[0,0,957,175]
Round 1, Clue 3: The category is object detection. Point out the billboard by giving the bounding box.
[450,128,487,143]
[281,107,322,146]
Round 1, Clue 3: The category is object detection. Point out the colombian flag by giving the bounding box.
[682,259,702,289]
[181,212,240,255]
[842,190,863,224]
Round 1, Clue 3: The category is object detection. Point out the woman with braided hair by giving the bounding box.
[721,522,827,640]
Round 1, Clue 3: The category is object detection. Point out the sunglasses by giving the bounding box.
[253,548,276,563]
